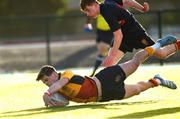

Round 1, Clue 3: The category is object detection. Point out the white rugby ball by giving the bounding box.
[50,93,69,106]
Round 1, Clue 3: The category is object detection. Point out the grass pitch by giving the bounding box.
[0,64,180,119]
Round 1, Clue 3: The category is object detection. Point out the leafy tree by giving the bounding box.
[0,0,67,16]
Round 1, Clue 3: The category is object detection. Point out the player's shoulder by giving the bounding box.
[100,3,123,10]
[61,70,74,79]
[63,70,73,74]
[100,3,125,16]
[100,3,115,11]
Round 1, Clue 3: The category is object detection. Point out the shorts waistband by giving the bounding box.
[92,77,102,101]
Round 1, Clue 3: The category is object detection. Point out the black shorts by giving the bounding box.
[117,31,155,53]
[96,29,114,45]
[95,65,126,102]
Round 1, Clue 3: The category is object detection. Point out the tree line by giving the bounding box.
[0,0,67,17]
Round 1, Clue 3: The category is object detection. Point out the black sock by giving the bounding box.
[90,55,104,77]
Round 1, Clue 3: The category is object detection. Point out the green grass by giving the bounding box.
[0,65,180,119]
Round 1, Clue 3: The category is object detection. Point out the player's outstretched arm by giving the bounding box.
[48,78,69,94]
[43,78,69,107]
[123,0,149,12]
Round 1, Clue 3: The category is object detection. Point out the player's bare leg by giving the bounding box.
[111,49,125,64]
[119,35,177,77]
[106,35,179,66]
[123,81,152,99]
[154,39,180,59]
[123,74,177,99]
[120,35,177,99]
[119,50,148,77]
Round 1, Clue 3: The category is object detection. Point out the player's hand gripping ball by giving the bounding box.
[50,93,69,106]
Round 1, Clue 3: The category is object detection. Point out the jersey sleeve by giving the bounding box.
[61,70,74,80]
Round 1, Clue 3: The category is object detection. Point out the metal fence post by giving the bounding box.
[45,18,51,65]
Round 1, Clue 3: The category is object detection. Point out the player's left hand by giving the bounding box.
[84,23,93,32]
[43,93,56,107]
[143,2,149,12]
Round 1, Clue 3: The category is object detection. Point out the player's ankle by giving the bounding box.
[145,47,155,55]
[149,78,159,87]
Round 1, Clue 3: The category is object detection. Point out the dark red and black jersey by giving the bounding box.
[58,71,98,103]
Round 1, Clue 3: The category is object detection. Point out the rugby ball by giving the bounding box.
[50,93,69,106]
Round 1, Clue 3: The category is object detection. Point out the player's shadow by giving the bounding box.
[0,100,157,118]
[109,107,180,119]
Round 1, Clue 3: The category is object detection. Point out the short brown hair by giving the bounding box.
[36,65,56,81]
[80,0,99,11]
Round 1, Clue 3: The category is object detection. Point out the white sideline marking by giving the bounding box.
[0,40,95,50]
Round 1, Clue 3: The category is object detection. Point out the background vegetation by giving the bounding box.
[0,1,179,72]
[0,0,67,16]
[0,0,179,38]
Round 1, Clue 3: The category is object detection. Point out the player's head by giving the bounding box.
[80,0,100,18]
[36,65,60,86]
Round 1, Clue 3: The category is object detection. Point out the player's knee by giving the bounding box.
[131,58,140,68]
[132,52,143,65]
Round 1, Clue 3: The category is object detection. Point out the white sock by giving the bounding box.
[151,42,161,50]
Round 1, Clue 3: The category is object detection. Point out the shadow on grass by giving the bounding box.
[0,100,157,118]
[109,107,180,119]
